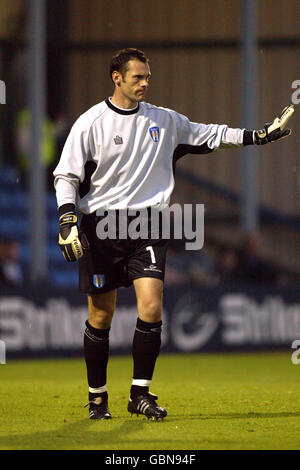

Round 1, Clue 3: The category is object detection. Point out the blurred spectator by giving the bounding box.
[214,245,238,284]
[165,240,216,286]
[233,232,278,284]
[0,238,23,286]
[186,248,217,286]
[15,108,57,188]
[165,241,189,285]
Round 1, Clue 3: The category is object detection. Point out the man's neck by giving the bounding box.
[110,94,138,110]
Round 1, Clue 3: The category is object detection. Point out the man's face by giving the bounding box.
[117,59,151,104]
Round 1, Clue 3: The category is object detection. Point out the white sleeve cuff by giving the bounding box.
[55,178,77,208]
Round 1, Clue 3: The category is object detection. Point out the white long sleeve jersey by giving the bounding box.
[54,99,247,213]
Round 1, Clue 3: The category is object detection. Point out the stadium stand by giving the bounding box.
[0,165,78,288]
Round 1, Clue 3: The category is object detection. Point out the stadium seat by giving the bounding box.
[0,167,76,287]
[50,268,78,288]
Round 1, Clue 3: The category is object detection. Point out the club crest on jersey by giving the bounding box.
[93,274,106,288]
[114,135,123,145]
[149,126,160,142]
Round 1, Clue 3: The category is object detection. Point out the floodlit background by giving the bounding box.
[0,0,300,357]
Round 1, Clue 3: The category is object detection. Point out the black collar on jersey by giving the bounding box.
[105,98,139,115]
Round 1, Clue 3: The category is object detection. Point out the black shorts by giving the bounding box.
[78,210,169,294]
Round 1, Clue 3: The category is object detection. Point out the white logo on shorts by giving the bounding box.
[144,264,162,273]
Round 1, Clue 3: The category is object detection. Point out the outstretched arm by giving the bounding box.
[172,104,294,161]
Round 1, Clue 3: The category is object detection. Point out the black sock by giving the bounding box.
[130,318,162,399]
[84,320,110,402]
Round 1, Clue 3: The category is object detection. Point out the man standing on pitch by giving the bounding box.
[54,48,293,420]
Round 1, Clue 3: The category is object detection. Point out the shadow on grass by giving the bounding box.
[0,416,240,450]
[0,418,149,450]
[2,411,300,450]
[168,411,300,421]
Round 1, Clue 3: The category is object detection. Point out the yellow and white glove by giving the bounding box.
[59,211,89,262]
[254,105,294,145]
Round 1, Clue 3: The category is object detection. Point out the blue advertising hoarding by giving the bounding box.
[0,283,299,357]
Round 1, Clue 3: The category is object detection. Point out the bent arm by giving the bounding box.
[53,116,91,210]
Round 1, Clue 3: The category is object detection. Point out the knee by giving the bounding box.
[137,298,162,323]
[89,309,113,329]
[88,295,115,329]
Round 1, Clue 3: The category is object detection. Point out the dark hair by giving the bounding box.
[109,48,149,81]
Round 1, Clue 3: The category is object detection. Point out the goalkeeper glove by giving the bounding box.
[59,209,89,262]
[254,105,294,145]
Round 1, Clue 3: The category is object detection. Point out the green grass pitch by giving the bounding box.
[1,352,300,450]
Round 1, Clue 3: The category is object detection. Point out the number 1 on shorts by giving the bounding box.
[146,246,156,264]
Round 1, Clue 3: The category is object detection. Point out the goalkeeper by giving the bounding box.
[53,47,294,421]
